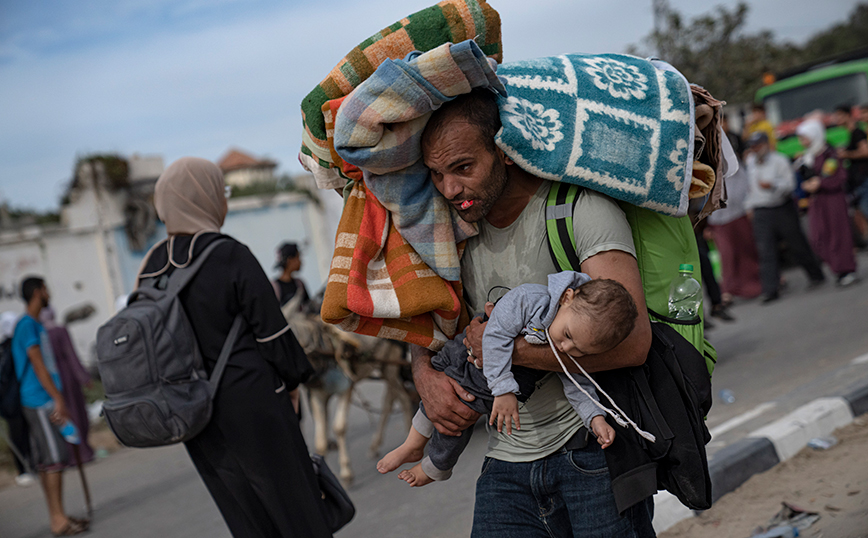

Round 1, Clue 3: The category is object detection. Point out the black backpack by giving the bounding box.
[544,182,713,512]
[0,338,22,419]
[96,239,243,447]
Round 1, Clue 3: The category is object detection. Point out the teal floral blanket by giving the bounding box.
[495,53,695,216]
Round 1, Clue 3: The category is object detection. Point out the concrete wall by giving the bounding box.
[0,227,123,365]
[0,191,336,367]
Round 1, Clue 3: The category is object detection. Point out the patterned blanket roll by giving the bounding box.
[299,0,502,190]
[495,54,696,217]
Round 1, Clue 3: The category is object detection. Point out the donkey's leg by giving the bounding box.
[333,384,355,485]
[308,387,330,457]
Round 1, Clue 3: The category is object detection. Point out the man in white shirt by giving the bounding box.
[744,132,825,302]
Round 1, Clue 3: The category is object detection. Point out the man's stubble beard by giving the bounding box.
[456,156,510,224]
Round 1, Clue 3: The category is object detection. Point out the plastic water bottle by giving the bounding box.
[58,420,81,445]
[668,264,702,320]
[40,402,81,445]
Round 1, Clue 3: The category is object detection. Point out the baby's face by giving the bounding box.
[549,291,608,357]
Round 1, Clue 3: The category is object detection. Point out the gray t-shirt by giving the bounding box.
[461,180,635,462]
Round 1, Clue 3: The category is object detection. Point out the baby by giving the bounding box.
[377,272,638,486]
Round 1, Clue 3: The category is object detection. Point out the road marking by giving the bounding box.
[852,353,868,365]
[709,402,777,439]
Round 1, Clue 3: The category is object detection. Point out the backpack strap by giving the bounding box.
[165,238,230,298]
[545,182,583,272]
[209,314,244,398]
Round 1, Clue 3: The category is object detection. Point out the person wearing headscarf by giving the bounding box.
[137,157,332,538]
[797,119,859,287]
[707,131,762,300]
[38,307,94,466]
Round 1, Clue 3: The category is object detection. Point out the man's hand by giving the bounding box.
[413,349,480,436]
[463,303,495,367]
[50,397,69,425]
[490,393,520,435]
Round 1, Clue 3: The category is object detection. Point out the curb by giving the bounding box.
[653,378,868,533]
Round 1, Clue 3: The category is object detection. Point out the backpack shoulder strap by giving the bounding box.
[209,314,244,399]
[165,238,230,297]
[545,182,583,272]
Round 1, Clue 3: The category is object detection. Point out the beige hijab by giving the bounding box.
[135,158,227,286]
[154,157,227,235]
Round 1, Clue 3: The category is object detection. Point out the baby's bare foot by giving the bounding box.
[397,463,434,487]
[377,444,425,474]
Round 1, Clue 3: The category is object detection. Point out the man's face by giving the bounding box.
[422,119,509,224]
[38,286,50,308]
[833,110,850,126]
[751,142,769,158]
[286,255,301,274]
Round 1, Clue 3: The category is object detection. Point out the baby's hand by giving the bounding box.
[491,393,521,435]
[590,415,615,449]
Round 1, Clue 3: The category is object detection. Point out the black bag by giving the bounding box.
[311,454,355,533]
[96,239,243,447]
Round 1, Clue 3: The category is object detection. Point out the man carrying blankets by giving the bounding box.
[300,1,722,534]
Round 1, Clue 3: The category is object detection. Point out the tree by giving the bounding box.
[628,2,868,105]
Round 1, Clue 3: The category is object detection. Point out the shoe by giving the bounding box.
[711,305,736,322]
[837,273,860,287]
[761,293,779,304]
[15,473,36,487]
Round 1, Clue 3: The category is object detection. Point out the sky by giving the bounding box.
[0,0,861,211]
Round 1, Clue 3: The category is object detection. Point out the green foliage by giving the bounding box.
[628,2,868,105]
[229,175,322,207]
[74,154,130,191]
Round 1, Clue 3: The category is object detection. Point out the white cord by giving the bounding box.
[545,328,656,443]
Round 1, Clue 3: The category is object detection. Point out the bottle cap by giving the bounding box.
[679,264,694,273]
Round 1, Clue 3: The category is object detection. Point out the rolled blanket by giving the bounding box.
[321,178,469,350]
[334,40,505,281]
[494,54,696,217]
[299,0,502,190]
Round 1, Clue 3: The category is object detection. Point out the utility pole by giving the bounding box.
[652,0,668,58]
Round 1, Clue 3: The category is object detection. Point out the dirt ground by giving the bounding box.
[661,416,868,538]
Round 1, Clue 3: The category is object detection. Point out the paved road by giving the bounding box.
[3,253,868,538]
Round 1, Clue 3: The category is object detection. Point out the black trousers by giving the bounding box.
[696,235,722,307]
[753,202,825,296]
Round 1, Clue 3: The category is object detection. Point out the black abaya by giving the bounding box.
[140,233,331,538]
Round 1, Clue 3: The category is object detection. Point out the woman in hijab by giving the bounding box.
[137,157,332,538]
[797,119,859,287]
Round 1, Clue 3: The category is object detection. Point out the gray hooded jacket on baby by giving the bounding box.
[483,271,604,427]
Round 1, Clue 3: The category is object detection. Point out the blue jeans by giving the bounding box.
[471,443,655,538]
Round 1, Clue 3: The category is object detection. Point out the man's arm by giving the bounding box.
[465,250,651,374]
[26,345,68,423]
[410,344,480,436]
[519,250,650,372]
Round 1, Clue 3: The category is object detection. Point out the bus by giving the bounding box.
[755,51,868,157]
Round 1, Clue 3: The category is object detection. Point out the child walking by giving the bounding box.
[378,272,641,486]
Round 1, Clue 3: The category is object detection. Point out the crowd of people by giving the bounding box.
[705,104,867,309]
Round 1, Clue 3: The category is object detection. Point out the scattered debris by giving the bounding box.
[752,502,821,536]
[847,490,860,496]
[806,436,838,450]
[824,504,842,512]
[719,389,736,404]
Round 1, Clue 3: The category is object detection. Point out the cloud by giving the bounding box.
[0,0,861,210]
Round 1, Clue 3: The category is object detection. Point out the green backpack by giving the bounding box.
[545,182,717,376]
